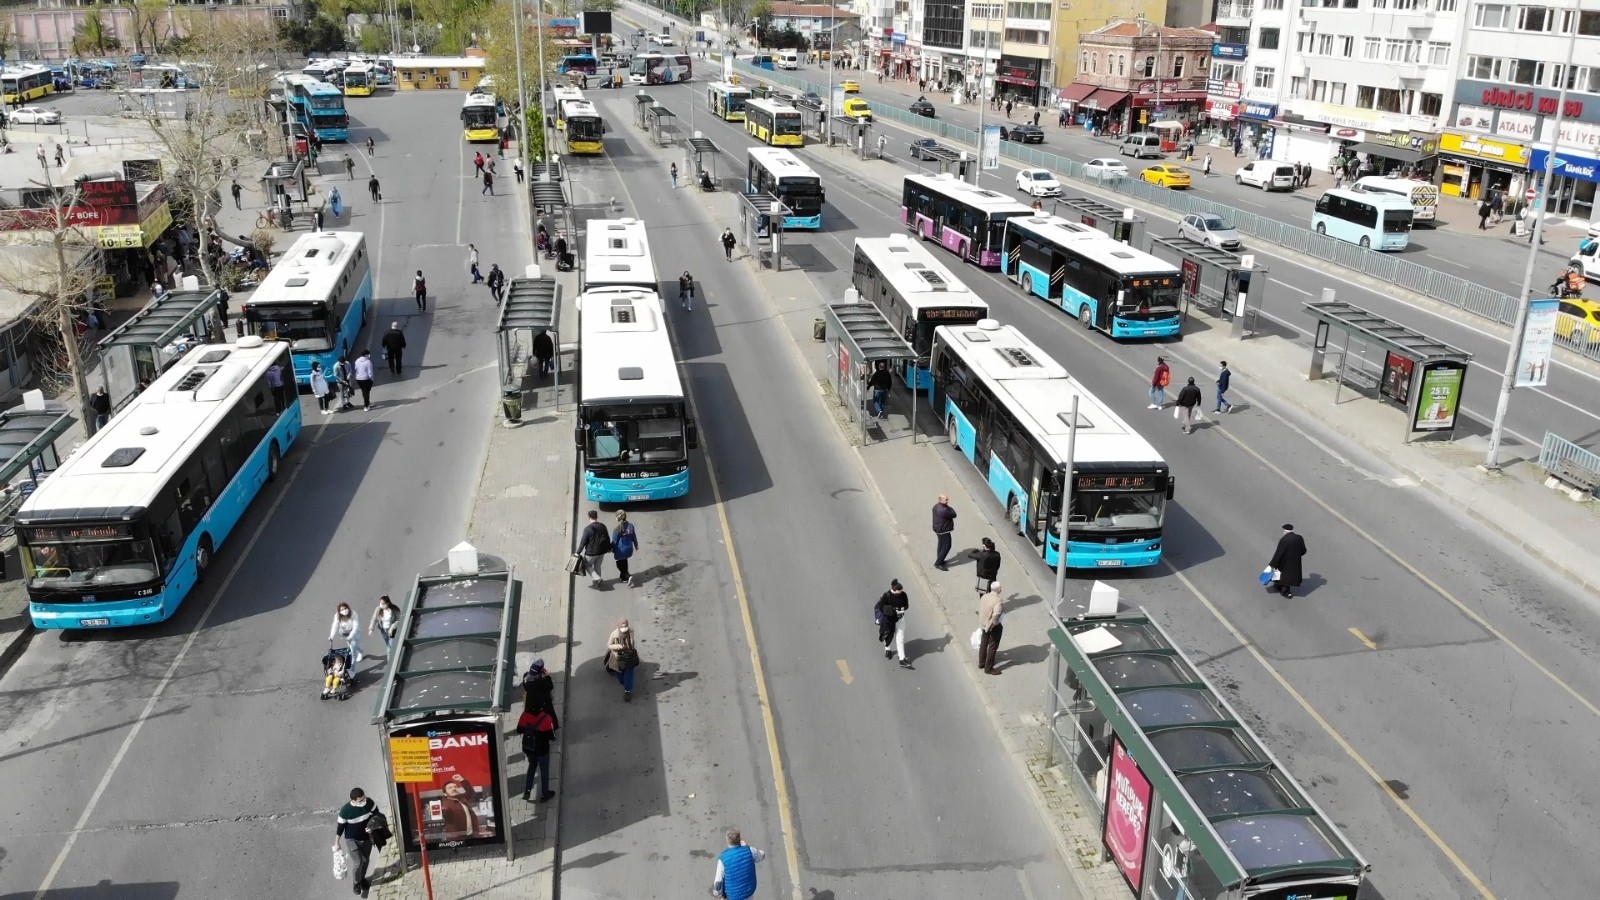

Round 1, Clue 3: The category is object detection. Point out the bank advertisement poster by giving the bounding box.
[982,125,1002,170]
[1411,361,1466,432]
[1515,298,1559,387]
[1104,736,1153,892]
[393,716,503,851]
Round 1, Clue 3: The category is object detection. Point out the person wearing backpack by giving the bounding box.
[612,510,639,588]
[577,509,611,586]
[517,701,559,802]
[875,580,910,668]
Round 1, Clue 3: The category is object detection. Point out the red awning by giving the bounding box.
[1080,89,1129,111]
[1058,82,1097,104]
[995,73,1037,87]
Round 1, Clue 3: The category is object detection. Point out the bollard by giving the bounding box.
[501,383,523,426]
[813,318,825,341]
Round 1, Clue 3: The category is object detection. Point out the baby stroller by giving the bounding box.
[321,646,356,701]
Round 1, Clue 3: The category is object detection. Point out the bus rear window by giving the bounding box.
[1383,211,1413,233]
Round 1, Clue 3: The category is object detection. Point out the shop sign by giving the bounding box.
[1204,99,1238,120]
[79,179,138,209]
[1291,100,1407,132]
[1136,80,1181,95]
[1536,118,1600,154]
[94,225,145,249]
[1207,78,1242,100]
[1241,101,1277,120]
[1528,148,1600,184]
[1452,104,1493,132]
[1365,130,1439,154]
[892,32,906,45]
[1480,86,1583,118]
[1440,131,1531,164]
[1333,127,1361,139]
[1494,110,1537,141]
[1211,42,1248,60]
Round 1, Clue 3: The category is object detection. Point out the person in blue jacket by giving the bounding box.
[711,828,766,900]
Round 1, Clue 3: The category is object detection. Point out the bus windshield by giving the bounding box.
[1068,487,1166,531]
[569,116,603,141]
[584,405,686,464]
[248,306,334,351]
[22,528,162,588]
[1118,281,1181,319]
[775,113,803,135]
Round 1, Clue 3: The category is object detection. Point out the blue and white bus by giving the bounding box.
[290,78,349,141]
[930,320,1171,569]
[17,337,302,630]
[746,147,824,229]
[852,234,987,389]
[1003,214,1183,339]
[1312,187,1413,251]
[241,231,373,387]
[707,81,752,121]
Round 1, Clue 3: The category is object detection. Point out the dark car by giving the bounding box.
[909,95,936,117]
[1000,123,1044,143]
[909,138,949,160]
[798,91,822,107]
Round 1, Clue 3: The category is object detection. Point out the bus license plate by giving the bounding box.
[1095,559,1123,567]
[628,494,650,501]
[79,618,110,627]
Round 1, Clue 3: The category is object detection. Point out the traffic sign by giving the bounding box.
[1525,187,1538,202]
[389,736,434,782]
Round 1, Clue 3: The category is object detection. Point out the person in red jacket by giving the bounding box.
[1148,356,1171,409]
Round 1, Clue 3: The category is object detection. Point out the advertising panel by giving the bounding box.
[392,716,504,851]
[1380,351,1415,405]
[1181,258,1200,301]
[1515,298,1559,387]
[1103,736,1154,893]
[1452,104,1493,132]
[981,124,1001,171]
[1411,361,1466,432]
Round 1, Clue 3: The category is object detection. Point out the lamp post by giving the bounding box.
[511,0,532,196]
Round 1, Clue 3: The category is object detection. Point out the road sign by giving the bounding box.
[389,736,434,782]
[1526,187,1538,202]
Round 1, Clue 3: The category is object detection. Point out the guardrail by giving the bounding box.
[731,60,1600,364]
[1540,432,1600,496]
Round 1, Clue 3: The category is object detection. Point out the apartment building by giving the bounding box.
[1061,22,1213,133]
[1051,0,1165,108]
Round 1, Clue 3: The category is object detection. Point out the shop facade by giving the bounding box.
[1449,80,1600,221]
[1272,99,1439,180]
[1436,131,1532,201]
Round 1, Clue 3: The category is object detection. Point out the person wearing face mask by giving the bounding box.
[329,602,362,665]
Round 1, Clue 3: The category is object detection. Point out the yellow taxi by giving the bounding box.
[842,97,872,120]
[1556,298,1600,348]
[1141,164,1192,189]
[841,80,861,93]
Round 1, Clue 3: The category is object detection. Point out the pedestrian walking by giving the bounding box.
[514,158,525,183]
[867,361,892,418]
[678,270,696,310]
[1175,376,1203,434]
[517,701,558,802]
[1333,167,1343,188]
[977,582,1004,675]
[1232,135,1243,158]
[1215,361,1233,413]
[973,536,1000,594]
[1032,109,1041,126]
[486,157,496,176]
[35,145,45,169]
[577,509,611,585]
[413,270,427,311]
[354,350,375,408]
[366,136,375,155]
[54,142,64,167]
[605,618,640,701]
[231,180,242,209]
[344,154,355,179]
[329,601,362,664]
[534,328,555,377]
[1477,198,1491,230]
[876,580,910,668]
[721,228,736,261]
[310,361,333,414]
[333,356,355,410]
[1148,356,1171,409]
[931,494,957,570]
[469,244,483,283]
[482,170,494,195]
[381,322,406,374]
[368,175,382,202]
[522,657,555,714]
[474,151,485,175]
[312,206,325,232]
[611,509,640,587]
[88,386,112,432]
[712,829,767,900]
[334,788,378,898]
[670,162,679,188]
[1266,524,1307,598]
[1489,188,1504,224]
[1203,153,1212,177]
[368,594,399,654]
[487,263,506,303]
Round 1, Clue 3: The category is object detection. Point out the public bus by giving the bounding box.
[558,54,599,76]
[290,79,350,142]
[240,231,373,387]
[1312,187,1413,251]
[551,85,584,129]
[744,98,804,147]
[342,61,374,96]
[16,337,302,630]
[746,147,824,229]
[901,173,1034,269]
[629,51,692,84]
[1003,214,1183,339]
[930,319,1171,569]
[852,234,988,389]
[1,65,55,104]
[373,58,395,87]
[303,58,347,86]
[137,64,198,90]
[1353,175,1438,226]
[582,217,657,292]
[461,91,499,142]
[707,81,752,122]
[560,98,605,155]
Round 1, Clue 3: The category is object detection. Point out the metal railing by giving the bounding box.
[731,60,1600,363]
[1539,432,1600,496]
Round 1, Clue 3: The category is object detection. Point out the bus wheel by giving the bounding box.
[195,536,214,580]
[267,443,281,481]
[1020,273,1033,296]
[1006,495,1022,526]
[947,417,960,449]
[1079,305,1092,328]
[1359,235,1371,249]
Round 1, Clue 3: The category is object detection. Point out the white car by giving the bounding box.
[1015,168,1061,197]
[1235,160,1297,191]
[10,107,61,126]
[1178,213,1242,251]
[1083,157,1129,180]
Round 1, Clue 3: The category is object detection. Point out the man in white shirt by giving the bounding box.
[353,350,376,409]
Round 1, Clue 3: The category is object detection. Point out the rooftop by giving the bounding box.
[770,3,860,18]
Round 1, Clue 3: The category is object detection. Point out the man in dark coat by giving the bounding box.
[1268,524,1307,598]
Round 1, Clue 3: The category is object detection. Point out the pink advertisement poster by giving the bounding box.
[1104,736,1153,891]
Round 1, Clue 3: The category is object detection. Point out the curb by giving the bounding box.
[0,622,35,679]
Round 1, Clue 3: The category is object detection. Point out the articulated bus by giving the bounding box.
[290,79,349,141]
[1003,215,1183,339]
[707,81,752,122]
[931,319,1171,569]
[745,98,804,147]
[17,337,302,630]
[901,173,1033,269]
[853,235,988,389]
[583,218,657,292]
[560,98,605,154]
[241,231,373,386]
[551,85,584,129]
[1312,187,1414,251]
[342,61,374,96]
[629,52,692,84]
[746,147,824,229]
[462,91,500,142]
[2,65,55,104]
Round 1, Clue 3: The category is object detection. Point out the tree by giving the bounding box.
[0,18,16,63]
[73,6,122,56]
[128,0,175,55]
[478,0,569,162]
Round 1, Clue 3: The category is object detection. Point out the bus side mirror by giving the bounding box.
[686,419,699,450]
[572,426,584,450]
[1166,481,1175,500]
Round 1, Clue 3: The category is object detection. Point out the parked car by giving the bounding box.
[798,91,822,107]
[909,95,936,117]
[1236,160,1297,191]
[1178,213,1242,251]
[1141,164,1192,189]
[840,80,861,93]
[1015,168,1061,197]
[909,138,949,160]
[1083,157,1130,180]
[1119,133,1163,158]
[1000,123,1044,143]
[10,108,61,125]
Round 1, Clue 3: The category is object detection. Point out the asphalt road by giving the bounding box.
[625,71,1600,899]
[0,91,509,897]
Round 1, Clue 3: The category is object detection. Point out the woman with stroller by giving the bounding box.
[369,595,399,654]
[330,602,363,665]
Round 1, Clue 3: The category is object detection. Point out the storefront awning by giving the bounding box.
[1351,141,1433,164]
[1080,89,1129,111]
[996,74,1037,87]
[1059,82,1097,105]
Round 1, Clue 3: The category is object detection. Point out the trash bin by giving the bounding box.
[813,318,825,341]
[501,383,523,424]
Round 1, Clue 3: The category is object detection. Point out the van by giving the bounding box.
[1353,176,1440,226]
[778,49,800,70]
[843,97,872,120]
[1119,133,1163,159]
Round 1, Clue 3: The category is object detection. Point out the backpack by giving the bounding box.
[614,526,636,559]
[1156,367,1170,388]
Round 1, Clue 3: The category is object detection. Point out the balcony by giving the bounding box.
[1216,3,1254,21]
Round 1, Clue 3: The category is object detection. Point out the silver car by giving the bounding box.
[1178,213,1242,251]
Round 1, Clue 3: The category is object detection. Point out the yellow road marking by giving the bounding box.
[836,659,853,684]
[1348,627,1378,650]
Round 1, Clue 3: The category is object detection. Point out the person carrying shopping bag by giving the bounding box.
[605,618,640,702]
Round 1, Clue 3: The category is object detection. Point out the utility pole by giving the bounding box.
[510,0,531,202]
[972,42,988,185]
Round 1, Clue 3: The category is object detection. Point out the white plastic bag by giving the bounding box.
[1194,408,1205,422]
[970,628,982,651]
[1172,406,1181,420]
[332,844,349,880]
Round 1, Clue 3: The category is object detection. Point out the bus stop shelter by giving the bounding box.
[829,115,873,157]
[822,299,916,444]
[686,135,720,184]
[1304,299,1472,441]
[912,144,970,177]
[97,287,223,411]
[1053,196,1141,245]
[497,276,562,410]
[632,91,654,129]
[1146,235,1263,338]
[644,105,677,147]
[372,544,522,871]
[738,193,790,271]
[0,401,73,486]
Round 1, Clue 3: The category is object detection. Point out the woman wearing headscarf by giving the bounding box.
[605,618,639,702]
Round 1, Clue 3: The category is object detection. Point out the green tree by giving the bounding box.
[73,7,122,56]
[357,22,392,53]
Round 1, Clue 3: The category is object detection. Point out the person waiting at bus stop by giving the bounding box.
[867,361,893,419]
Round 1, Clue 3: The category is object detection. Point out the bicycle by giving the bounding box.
[255,209,275,230]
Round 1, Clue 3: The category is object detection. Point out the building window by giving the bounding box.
[1253,66,1276,89]
[1509,58,1543,85]
[1258,27,1280,49]
[1474,3,1510,28]
[1435,0,1456,10]
[1343,0,1358,8]
[1117,54,1125,75]
[1581,10,1600,35]
[1418,92,1442,116]
[1426,41,1450,65]
[1375,87,1403,112]
[972,2,1003,16]
[1372,0,1387,8]
[1080,50,1088,73]
[1330,81,1346,104]
[1173,55,1184,77]
[1310,79,1328,100]
[1091,52,1098,73]
[1289,75,1306,98]
[1356,84,1375,107]
[271,5,288,17]
[1518,5,1552,31]
[1362,37,1380,59]
[1465,55,1501,79]
[1297,31,1314,53]
[1143,55,1156,77]
[1262,0,1284,8]
[1340,35,1354,56]
[1393,0,1421,10]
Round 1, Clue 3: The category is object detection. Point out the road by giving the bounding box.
[619,59,1600,898]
